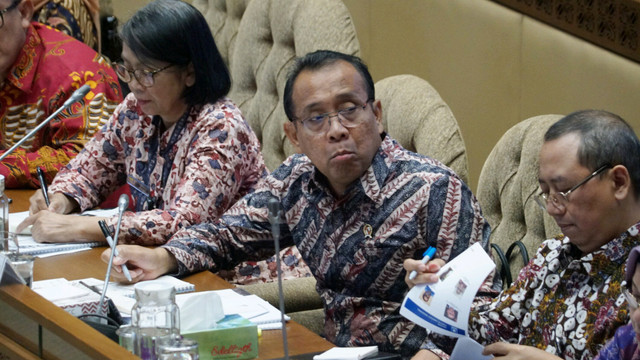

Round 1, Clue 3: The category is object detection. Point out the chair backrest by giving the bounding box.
[374,74,469,184]
[191,0,251,67]
[194,0,361,171]
[476,114,563,280]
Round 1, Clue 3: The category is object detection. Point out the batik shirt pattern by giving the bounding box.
[163,136,494,358]
[469,223,640,360]
[0,22,122,188]
[49,93,266,245]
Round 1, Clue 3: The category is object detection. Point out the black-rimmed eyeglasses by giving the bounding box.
[0,0,21,29]
[114,62,174,88]
[295,99,373,134]
[535,164,611,211]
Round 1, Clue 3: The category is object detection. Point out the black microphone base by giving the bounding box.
[77,298,124,342]
[80,317,120,342]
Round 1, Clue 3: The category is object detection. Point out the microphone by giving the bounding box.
[63,84,91,107]
[98,194,129,316]
[267,197,289,360]
[0,84,91,162]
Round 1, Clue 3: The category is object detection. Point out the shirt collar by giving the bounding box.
[308,133,393,205]
[561,221,640,269]
[6,23,42,94]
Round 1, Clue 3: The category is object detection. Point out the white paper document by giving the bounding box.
[450,337,493,360]
[400,242,495,338]
[176,288,290,330]
[313,345,378,360]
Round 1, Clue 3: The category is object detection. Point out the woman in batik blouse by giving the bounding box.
[18,0,266,247]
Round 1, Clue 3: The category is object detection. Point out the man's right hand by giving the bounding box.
[403,258,446,289]
[101,245,179,283]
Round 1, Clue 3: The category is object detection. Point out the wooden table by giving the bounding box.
[1,189,332,359]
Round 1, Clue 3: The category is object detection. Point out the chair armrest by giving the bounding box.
[237,276,323,313]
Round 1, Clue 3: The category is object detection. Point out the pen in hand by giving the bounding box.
[408,246,437,280]
[98,220,132,282]
[36,167,50,207]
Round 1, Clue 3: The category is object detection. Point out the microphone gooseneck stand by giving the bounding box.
[99,194,129,316]
[268,197,289,360]
[0,84,91,162]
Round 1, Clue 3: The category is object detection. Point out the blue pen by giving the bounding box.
[408,246,437,280]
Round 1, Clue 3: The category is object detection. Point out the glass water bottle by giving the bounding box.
[131,282,180,359]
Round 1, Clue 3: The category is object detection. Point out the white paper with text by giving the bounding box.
[400,242,494,338]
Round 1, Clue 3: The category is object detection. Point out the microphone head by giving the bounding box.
[75,84,91,97]
[63,84,91,107]
[267,197,281,224]
[117,194,129,213]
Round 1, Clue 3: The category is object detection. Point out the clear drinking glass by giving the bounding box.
[116,324,136,353]
[131,282,180,360]
[156,335,199,360]
[0,231,17,255]
[7,253,35,287]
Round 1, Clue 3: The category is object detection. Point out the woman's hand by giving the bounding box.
[28,191,78,215]
[16,210,106,243]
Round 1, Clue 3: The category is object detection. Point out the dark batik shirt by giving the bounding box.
[164,135,493,358]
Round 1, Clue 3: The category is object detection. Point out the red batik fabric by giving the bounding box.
[0,22,122,188]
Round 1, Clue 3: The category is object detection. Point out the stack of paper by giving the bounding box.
[74,276,195,314]
[32,278,108,316]
[176,289,290,330]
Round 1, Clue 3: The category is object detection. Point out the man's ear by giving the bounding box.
[372,99,383,134]
[19,0,34,28]
[611,165,632,200]
[284,121,302,153]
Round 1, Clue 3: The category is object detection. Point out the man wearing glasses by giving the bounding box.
[408,110,640,359]
[0,0,122,188]
[103,50,498,358]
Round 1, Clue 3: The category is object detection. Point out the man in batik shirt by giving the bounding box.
[101,50,498,358]
[408,110,640,360]
[0,0,122,188]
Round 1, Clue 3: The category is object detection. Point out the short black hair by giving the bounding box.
[120,0,230,106]
[545,109,640,198]
[283,50,374,121]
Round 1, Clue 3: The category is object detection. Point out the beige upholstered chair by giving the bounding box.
[375,74,469,184]
[476,115,563,284]
[191,0,251,67]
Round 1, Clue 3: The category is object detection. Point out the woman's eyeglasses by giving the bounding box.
[114,63,174,88]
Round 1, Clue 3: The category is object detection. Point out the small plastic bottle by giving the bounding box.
[131,282,180,360]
